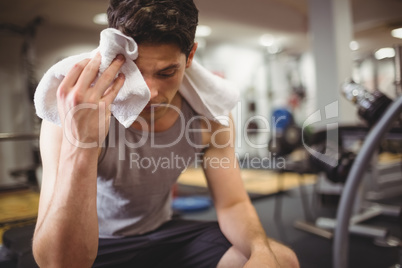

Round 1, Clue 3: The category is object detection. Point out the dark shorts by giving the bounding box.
[93,219,232,268]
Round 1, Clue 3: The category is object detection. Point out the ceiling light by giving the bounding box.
[196,25,212,37]
[267,44,282,54]
[374,47,395,60]
[93,13,108,25]
[349,41,359,51]
[260,34,275,47]
[391,28,402,39]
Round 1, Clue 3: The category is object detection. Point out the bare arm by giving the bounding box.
[32,54,125,267]
[203,115,281,267]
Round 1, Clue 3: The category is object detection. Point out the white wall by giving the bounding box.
[199,41,315,159]
[199,42,267,157]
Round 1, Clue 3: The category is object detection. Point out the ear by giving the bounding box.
[186,42,198,68]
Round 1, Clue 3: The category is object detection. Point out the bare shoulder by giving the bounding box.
[199,114,235,150]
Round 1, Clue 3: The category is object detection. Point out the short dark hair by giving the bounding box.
[107,0,198,57]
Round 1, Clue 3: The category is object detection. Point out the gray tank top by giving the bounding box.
[97,99,205,238]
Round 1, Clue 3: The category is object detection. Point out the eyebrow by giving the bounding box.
[157,63,181,72]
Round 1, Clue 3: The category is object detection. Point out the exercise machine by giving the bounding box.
[333,45,402,268]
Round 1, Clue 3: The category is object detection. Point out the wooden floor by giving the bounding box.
[178,168,316,195]
[0,189,39,244]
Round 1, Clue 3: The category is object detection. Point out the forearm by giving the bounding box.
[33,140,99,267]
[217,200,277,262]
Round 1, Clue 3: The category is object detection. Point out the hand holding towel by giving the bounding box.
[34,28,239,128]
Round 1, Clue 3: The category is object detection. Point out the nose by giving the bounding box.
[144,77,159,99]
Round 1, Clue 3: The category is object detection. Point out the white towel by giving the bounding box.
[34,28,239,128]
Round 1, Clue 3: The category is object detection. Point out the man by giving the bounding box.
[32,0,299,267]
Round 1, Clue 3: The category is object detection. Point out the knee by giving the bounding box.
[269,239,300,268]
[279,246,299,268]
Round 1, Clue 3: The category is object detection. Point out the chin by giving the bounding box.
[139,105,165,119]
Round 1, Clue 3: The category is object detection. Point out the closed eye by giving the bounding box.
[158,70,176,77]
[156,63,181,78]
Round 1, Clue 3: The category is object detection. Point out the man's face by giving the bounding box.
[135,43,196,122]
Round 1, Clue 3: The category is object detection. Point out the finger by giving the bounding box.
[93,54,125,97]
[101,73,125,106]
[59,58,91,92]
[75,52,102,89]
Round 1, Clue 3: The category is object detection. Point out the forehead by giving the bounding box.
[135,43,186,71]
